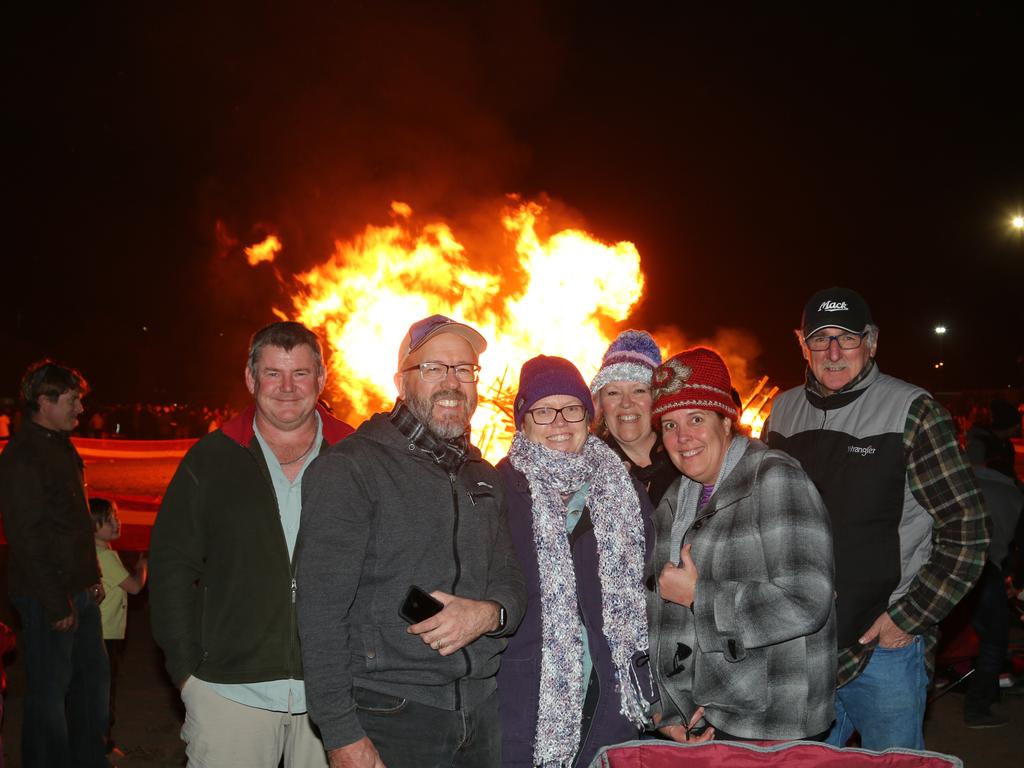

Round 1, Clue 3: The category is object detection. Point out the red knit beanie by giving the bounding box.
[650,347,738,425]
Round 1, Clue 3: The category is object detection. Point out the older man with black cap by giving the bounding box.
[764,287,988,750]
[297,315,526,768]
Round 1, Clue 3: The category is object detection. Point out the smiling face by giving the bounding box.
[245,343,326,433]
[395,332,478,440]
[801,326,877,394]
[521,394,590,453]
[596,379,654,448]
[660,407,733,485]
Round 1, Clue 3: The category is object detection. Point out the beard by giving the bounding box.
[405,387,474,440]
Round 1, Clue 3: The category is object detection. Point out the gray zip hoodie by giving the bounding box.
[295,412,526,751]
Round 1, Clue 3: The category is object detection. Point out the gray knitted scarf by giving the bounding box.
[508,432,650,767]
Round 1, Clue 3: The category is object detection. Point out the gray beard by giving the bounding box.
[405,389,472,440]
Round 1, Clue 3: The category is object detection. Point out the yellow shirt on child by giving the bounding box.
[97,545,130,640]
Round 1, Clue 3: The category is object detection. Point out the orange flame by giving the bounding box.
[285,200,642,461]
[245,234,282,266]
[256,199,774,461]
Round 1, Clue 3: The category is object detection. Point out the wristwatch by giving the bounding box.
[490,603,507,636]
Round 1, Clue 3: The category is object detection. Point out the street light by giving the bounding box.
[1013,215,1024,230]
[933,326,946,379]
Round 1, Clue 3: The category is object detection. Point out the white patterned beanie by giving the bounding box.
[589,330,663,395]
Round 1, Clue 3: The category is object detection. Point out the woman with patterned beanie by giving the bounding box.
[590,330,681,507]
[646,346,837,742]
[495,355,701,767]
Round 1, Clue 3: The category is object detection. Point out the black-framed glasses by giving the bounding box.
[526,405,588,425]
[401,362,481,383]
[804,331,866,352]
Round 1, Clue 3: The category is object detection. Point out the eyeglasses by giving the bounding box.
[804,331,867,352]
[401,362,481,383]
[526,405,588,425]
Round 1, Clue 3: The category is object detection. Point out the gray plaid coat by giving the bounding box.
[647,439,836,740]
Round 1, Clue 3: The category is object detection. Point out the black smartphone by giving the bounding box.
[399,585,444,624]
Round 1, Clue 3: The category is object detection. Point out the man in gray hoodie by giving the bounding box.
[297,315,526,768]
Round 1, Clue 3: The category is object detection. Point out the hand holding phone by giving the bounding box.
[399,585,444,624]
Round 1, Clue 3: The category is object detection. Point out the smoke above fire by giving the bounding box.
[241,198,767,460]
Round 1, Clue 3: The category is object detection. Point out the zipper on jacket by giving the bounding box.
[449,470,469,710]
[252,439,306,680]
[201,585,209,660]
[288,570,300,679]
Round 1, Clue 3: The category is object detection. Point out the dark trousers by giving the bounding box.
[105,638,124,750]
[355,686,500,768]
[965,563,1009,716]
[12,591,110,768]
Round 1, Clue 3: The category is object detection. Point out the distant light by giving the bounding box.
[1013,215,1024,230]
[934,325,947,335]
[934,361,944,369]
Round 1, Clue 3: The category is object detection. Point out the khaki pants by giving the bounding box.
[180,677,329,768]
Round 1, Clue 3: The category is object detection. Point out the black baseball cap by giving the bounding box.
[801,287,873,338]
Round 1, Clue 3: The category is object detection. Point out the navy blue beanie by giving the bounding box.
[514,355,595,429]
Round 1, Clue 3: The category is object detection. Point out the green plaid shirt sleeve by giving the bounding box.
[888,395,989,635]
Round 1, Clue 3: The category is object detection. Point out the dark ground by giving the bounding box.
[1,454,1022,766]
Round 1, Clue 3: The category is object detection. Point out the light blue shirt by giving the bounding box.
[198,413,323,713]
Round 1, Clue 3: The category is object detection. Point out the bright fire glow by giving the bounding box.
[245,234,283,266]
[256,200,771,461]
[285,200,644,461]
[737,376,777,440]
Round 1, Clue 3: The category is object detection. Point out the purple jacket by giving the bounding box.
[496,459,655,768]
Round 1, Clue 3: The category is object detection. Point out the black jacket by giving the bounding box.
[0,419,100,622]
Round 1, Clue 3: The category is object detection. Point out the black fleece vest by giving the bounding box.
[766,367,928,648]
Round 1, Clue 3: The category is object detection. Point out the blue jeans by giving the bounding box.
[354,687,500,768]
[826,635,928,751]
[12,591,110,768]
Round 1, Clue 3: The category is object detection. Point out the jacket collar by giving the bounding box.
[803,359,879,411]
[22,417,69,440]
[706,438,765,512]
[220,403,354,448]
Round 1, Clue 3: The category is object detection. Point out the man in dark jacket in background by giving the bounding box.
[0,360,109,767]
[297,315,526,768]
[150,322,354,767]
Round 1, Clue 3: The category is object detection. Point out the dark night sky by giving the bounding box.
[5,3,1022,409]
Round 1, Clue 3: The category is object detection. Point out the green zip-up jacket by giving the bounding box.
[149,404,353,686]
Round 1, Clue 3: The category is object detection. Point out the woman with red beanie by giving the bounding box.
[646,347,837,742]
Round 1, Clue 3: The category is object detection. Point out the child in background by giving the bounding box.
[91,497,148,755]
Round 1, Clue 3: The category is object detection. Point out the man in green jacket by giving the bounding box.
[150,322,354,767]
